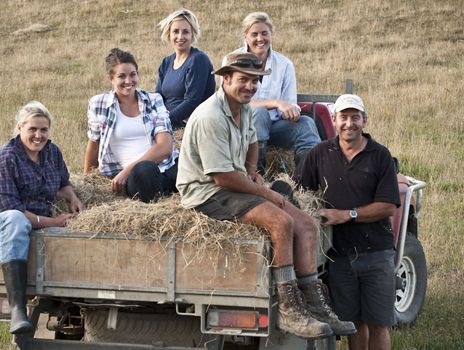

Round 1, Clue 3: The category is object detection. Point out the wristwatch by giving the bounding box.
[349,210,357,222]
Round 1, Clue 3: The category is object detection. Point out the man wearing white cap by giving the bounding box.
[294,94,401,350]
[177,53,356,340]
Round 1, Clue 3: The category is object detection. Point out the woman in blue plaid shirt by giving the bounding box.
[84,48,179,203]
[0,101,85,334]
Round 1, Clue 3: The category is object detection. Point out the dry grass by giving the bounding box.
[51,171,323,270]
[10,24,51,36]
[0,0,463,348]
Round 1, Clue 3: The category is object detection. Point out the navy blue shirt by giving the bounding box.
[0,136,72,216]
[156,47,216,128]
[294,133,401,255]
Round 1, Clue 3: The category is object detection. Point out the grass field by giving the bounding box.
[1,0,464,349]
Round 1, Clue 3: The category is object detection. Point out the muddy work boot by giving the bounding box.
[300,280,357,336]
[276,280,333,339]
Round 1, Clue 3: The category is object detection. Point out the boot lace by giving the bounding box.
[317,283,337,317]
[284,283,311,319]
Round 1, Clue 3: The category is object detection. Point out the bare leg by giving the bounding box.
[368,324,391,350]
[281,203,318,274]
[348,321,369,350]
[238,201,294,266]
[348,321,391,350]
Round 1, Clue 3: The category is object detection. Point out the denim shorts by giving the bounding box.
[327,249,396,327]
[194,189,266,220]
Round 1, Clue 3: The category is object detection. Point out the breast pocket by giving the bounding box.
[269,80,284,100]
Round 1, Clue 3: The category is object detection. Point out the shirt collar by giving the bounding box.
[13,135,51,159]
[331,133,375,152]
[217,85,250,126]
[218,86,233,119]
[243,42,274,63]
[107,88,146,108]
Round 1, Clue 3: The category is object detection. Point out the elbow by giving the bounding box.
[388,207,397,217]
[161,145,173,160]
[212,174,227,188]
[386,203,397,217]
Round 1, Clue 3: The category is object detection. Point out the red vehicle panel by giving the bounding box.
[297,102,336,140]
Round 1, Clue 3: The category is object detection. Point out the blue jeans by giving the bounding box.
[252,106,321,156]
[0,210,32,263]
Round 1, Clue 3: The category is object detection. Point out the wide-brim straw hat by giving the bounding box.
[212,52,272,76]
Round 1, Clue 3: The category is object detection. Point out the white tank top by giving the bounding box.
[109,103,152,169]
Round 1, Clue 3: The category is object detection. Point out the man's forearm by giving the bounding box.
[353,202,397,223]
[245,142,259,175]
[213,171,268,198]
[318,202,397,225]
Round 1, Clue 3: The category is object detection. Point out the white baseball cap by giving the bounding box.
[334,94,365,113]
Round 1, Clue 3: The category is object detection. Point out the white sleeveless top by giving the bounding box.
[109,103,151,169]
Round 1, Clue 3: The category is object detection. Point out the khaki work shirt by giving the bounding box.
[176,86,257,208]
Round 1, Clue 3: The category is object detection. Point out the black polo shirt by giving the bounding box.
[294,133,401,255]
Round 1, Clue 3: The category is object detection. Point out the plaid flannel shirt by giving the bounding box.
[0,136,72,216]
[87,89,179,176]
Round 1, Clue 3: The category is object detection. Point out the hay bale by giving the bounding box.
[63,173,322,239]
[52,171,323,269]
[266,147,295,178]
[50,169,125,216]
[11,24,51,36]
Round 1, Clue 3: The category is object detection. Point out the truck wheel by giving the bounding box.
[83,308,215,347]
[394,232,427,327]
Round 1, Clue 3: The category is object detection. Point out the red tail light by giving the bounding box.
[208,310,267,329]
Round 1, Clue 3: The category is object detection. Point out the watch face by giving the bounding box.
[350,210,357,219]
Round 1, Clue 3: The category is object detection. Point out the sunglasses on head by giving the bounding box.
[229,59,263,69]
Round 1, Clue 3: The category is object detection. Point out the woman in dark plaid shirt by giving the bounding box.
[0,101,85,335]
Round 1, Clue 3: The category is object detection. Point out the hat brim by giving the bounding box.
[212,65,272,76]
[334,103,365,113]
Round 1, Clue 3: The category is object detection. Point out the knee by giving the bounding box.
[131,161,160,178]
[252,106,271,126]
[2,210,31,231]
[305,215,318,232]
[298,115,318,134]
[275,211,294,235]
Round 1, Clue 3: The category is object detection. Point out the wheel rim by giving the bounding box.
[395,256,417,312]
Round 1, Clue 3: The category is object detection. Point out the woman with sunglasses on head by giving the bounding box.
[84,48,179,203]
[0,101,85,334]
[156,9,216,129]
[225,12,321,174]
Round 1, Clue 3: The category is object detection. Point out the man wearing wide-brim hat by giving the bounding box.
[176,52,355,340]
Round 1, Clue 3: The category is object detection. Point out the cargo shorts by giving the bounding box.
[327,249,397,327]
[194,189,266,220]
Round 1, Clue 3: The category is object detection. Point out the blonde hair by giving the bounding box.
[158,9,200,45]
[13,101,53,137]
[241,12,275,35]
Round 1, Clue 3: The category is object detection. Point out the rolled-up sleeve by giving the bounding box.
[151,94,175,141]
[87,101,101,142]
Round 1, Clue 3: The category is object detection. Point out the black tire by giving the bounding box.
[394,233,427,327]
[83,308,216,347]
